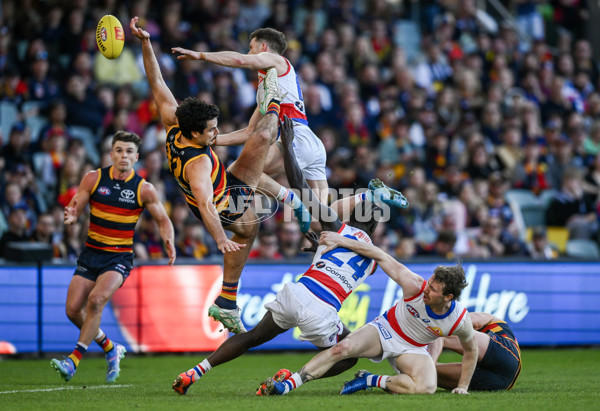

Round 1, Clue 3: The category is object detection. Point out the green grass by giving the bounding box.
[1,349,599,410]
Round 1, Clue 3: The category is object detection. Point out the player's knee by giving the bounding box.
[417,380,437,395]
[87,294,108,312]
[65,304,80,321]
[331,339,353,359]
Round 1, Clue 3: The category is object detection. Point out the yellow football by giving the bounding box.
[96,15,125,59]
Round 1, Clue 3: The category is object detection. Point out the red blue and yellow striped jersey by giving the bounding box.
[165,126,230,219]
[86,166,145,253]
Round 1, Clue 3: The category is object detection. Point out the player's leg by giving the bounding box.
[64,275,96,328]
[320,324,358,378]
[51,270,123,381]
[257,173,312,233]
[208,210,259,334]
[387,353,438,394]
[228,68,280,188]
[266,324,383,395]
[435,363,463,389]
[173,311,287,395]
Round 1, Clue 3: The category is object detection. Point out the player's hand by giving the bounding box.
[130,17,150,40]
[217,238,246,254]
[319,231,344,253]
[171,47,202,60]
[279,115,294,147]
[64,199,78,225]
[302,231,320,253]
[451,387,469,395]
[165,239,176,265]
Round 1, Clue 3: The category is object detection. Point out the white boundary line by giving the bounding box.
[0,384,132,394]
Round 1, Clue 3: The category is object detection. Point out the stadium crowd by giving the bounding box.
[1,0,599,262]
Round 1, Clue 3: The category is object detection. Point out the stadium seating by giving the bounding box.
[565,239,600,259]
[0,101,19,144]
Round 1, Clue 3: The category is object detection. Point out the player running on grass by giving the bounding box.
[171,116,408,396]
[50,131,176,383]
[261,232,478,396]
[131,17,311,334]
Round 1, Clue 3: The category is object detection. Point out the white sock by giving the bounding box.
[282,372,303,393]
[366,374,388,389]
[191,359,212,381]
[94,329,105,342]
[276,186,301,208]
[76,341,89,350]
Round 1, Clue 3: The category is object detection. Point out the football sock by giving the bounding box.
[214,281,238,310]
[277,186,302,210]
[68,342,88,368]
[95,329,114,353]
[280,372,303,394]
[190,359,212,381]
[366,374,389,390]
[266,99,281,117]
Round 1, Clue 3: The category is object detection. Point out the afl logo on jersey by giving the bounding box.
[98,187,111,195]
[316,261,325,269]
[406,305,420,318]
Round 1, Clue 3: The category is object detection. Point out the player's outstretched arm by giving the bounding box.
[172,47,284,72]
[280,116,341,232]
[319,232,424,295]
[130,17,178,130]
[140,182,176,265]
[64,170,97,225]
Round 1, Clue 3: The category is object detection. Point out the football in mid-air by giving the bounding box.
[96,15,125,59]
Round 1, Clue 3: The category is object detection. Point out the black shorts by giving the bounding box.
[470,331,522,391]
[74,247,133,283]
[218,172,254,226]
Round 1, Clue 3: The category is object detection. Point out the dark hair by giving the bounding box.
[432,262,467,300]
[175,97,220,139]
[348,200,382,237]
[250,28,287,55]
[112,131,142,150]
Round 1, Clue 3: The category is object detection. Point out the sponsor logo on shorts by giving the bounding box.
[375,320,392,340]
[98,187,111,195]
[406,304,419,318]
[316,261,325,269]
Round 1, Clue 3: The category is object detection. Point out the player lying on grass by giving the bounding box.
[428,312,522,391]
[171,116,407,395]
[261,232,478,396]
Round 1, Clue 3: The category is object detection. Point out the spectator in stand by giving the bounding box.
[278,221,303,260]
[514,140,552,194]
[546,167,598,240]
[61,219,84,262]
[0,207,29,258]
[63,74,106,134]
[582,152,600,205]
[176,221,214,259]
[526,227,558,260]
[26,50,61,108]
[1,122,33,173]
[248,229,283,260]
[30,212,63,258]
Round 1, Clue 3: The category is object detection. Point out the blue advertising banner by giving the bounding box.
[1,261,599,353]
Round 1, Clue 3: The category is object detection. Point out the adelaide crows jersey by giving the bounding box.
[298,224,377,311]
[86,166,144,253]
[165,125,230,219]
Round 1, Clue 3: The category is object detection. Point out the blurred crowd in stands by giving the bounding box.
[1,0,600,262]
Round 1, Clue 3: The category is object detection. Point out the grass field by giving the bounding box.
[1,348,599,410]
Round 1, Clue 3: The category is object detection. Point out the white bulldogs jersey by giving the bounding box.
[383,280,468,346]
[297,224,377,311]
[258,58,308,125]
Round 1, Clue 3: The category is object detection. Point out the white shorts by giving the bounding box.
[281,122,326,181]
[265,281,343,348]
[367,315,430,373]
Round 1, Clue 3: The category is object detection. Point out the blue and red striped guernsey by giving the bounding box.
[85,166,145,253]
